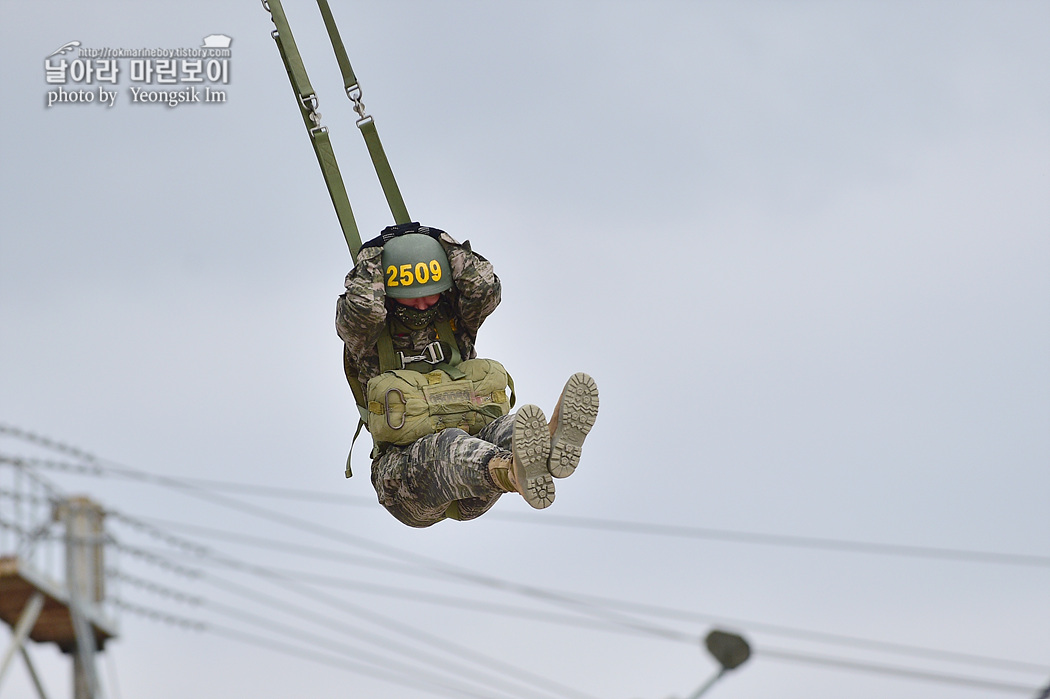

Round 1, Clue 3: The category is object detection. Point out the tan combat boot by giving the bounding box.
[547,373,599,478]
[487,404,555,509]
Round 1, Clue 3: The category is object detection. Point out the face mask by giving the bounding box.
[392,302,443,330]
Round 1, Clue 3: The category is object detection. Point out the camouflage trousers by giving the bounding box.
[371,413,516,528]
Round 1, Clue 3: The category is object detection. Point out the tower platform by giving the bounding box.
[0,556,117,652]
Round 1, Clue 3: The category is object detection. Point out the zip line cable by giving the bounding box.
[106,511,602,699]
[109,547,547,699]
[111,536,1049,696]
[114,534,638,631]
[486,511,1050,569]
[112,599,495,699]
[113,540,204,579]
[108,569,205,607]
[121,548,591,699]
[132,520,427,575]
[8,450,1050,569]
[72,479,585,699]
[561,590,1050,677]
[106,515,599,699]
[110,599,206,631]
[113,541,1047,697]
[112,508,1050,697]
[0,424,98,463]
[196,575,555,699]
[756,646,1039,695]
[4,429,1047,694]
[118,519,1050,679]
[179,587,531,699]
[0,453,747,646]
[8,448,1050,682]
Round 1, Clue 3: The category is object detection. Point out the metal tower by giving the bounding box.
[1,466,118,699]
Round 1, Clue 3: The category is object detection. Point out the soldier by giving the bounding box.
[336,223,599,528]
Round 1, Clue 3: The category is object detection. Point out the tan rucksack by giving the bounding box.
[365,358,513,446]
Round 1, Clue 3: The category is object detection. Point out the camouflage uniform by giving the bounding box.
[336,231,516,528]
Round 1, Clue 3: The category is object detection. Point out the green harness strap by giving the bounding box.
[315,0,411,226]
[376,318,465,379]
[265,0,408,476]
[264,0,363,258]
[264,1,475,477]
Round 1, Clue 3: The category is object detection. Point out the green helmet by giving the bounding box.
[381,233,453,299]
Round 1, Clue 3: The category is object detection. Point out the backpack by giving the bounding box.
[343,313,514,475]
[365,358,513,446]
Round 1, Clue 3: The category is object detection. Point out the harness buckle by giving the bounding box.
[423,342,445,365]
[346,83,370,122]
[300,93,322,129]
[396,341,445,368]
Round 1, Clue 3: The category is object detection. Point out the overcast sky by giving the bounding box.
[1,2,1048,698]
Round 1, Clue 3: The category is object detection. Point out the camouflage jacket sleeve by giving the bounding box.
[335,245,387,372]
[439,231,501,338]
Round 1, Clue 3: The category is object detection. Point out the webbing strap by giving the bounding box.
[435,318,462,366]
[266,0,313,95]
[375,318,465,378]
[311,128,363,257]
[315,0,358,91]
[376,326,398,373]
[265,0,363,258]
[343,345,368,409]
[314,0,411,225]
[345,418,365,478]
[359,120,411,225]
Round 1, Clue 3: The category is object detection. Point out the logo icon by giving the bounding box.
[49,41,80,58]
[201,35,232,49]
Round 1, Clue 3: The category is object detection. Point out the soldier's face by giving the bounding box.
[395,294,441,311]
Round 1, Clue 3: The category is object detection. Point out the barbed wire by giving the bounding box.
[21,450,1050,682]
[108,520,1050,694]
[202,623,513,699]
[119,525,1050,679]
[0,487,54,508]
[10,451,1050,569]
[110,598,206,631]
[107,569,204,606]
[106,585,1050,698]
[108,525,605,699]
[8,451,714,649]
[105,510,211,557]
[5,426,1048,696]
[0,455,67,499]
[0,425,98,463]
[114,585,572,699]
[108,539,203,579]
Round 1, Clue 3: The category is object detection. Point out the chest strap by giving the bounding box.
[377,318,464,378]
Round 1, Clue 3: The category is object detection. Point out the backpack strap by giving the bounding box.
[376,316,466,379]
[342,345,373,479]
[359,223,447,252]
[376,325,399,372]
[344,418,366,478]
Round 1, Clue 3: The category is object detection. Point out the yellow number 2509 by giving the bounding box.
[386,259,443,288]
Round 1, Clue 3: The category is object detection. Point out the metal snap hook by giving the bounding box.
[384,388,406,430]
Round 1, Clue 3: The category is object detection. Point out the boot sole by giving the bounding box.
[513,404,555,509]
[549,373,599,478]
